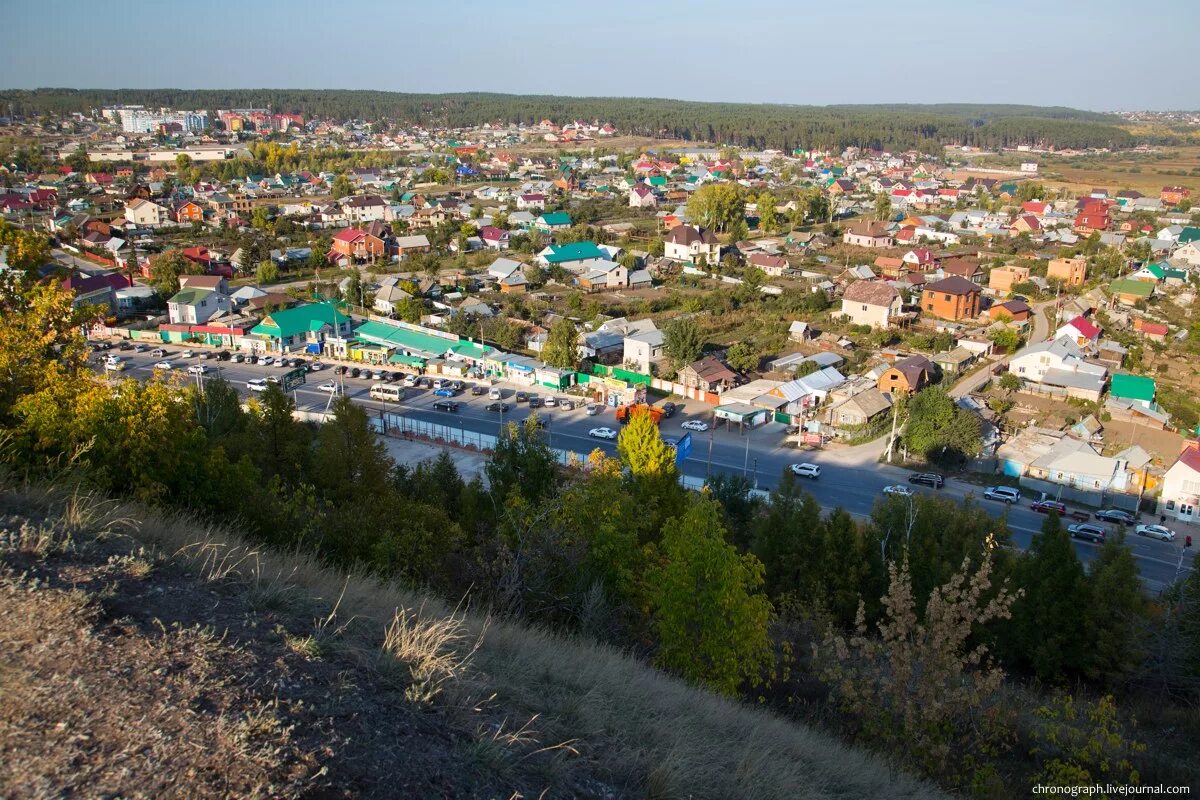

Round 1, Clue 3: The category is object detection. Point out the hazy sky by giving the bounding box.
[4,0,1196,110]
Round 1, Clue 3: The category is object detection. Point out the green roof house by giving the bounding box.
[538,241,607,266]
[249,302,352,354]
[1110,373,1155,409]
[1108,279,1153,305]
[534,211,573,233]
[1178,226,1200,245]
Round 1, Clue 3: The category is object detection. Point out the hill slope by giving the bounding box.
[0,481,942,799]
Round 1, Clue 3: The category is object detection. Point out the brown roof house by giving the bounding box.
[921,275,981,321]
[940,257,984,284]
[678,356,740,394]
[877,354,934,396]
[664,225,721,264]
[840,280,902,328]
[842,220,893,249]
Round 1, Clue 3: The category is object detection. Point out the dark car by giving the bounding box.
[391,371,405,382]
[349,367,362,379]
[217,350,231,361]
[232,353,246,363]
[485,402,512,413]
[417,378,432,389]
[908,472,945,489]
[432,400,460,412]
[118,342,133,351]
[1095,508,1136,525]
[334,365,347,375]
[1068,523,1108,543]
[527,396,543,409]
[470,385,487,396]
[515,391,529,403]
[661,401,677,418]
[1031,500,1068,515]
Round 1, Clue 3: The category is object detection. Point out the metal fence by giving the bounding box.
[1018,476,1140,512]
[376,411,581,466]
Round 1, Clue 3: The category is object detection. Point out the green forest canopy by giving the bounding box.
[1,89,1140,152]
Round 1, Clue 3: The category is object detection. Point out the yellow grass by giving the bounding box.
[3,481,942,799]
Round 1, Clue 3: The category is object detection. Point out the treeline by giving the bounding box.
[1,89,1138,151]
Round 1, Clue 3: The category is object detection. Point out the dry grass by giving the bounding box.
[2,481,942,799]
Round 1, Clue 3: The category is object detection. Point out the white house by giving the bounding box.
[622,326,664,374]
[1008,336,1108,402]
[124,198,171,228]
[628,184,658,208]
[1172,241,1200,267]
[840,281,902,328]
[167,286,230,325]
[1160,443,1200,523]
[664,224,721,263]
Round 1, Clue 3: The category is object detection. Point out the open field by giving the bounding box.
[978,146,1200,195]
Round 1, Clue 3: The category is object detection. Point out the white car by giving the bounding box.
[1135,524,1176,542]
[882,484,914,497]
[247,378,269,392]
[318,380,341,394]
[152,360,173,371]
[257,356,275,366]
[790,463,821,479]
[588,427,618,440]
[180,350,195,359]
[681,419,709,432]
[489,388,502,400]
[186,364,209,376]
[585,404,602,416]
[403,375,419,387]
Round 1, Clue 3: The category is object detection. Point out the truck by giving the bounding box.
[615,403,664,426]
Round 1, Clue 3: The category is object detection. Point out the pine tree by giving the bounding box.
[1084,531,1148,683]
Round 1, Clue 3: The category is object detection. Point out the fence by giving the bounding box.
[1017,476,1140,512]
[375,411,582,466]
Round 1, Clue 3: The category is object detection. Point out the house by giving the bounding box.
[124,198,171,228]
[921,276,981,321]
[903,248,935,270]
[988,265,1031,295]
[628,184,658,208]
[1159,440,1200,523]
[622,325,664,374]
[940,257,984,284]
[840,280,902,328]
[1047,256,1087,287]
[1108,278,1154,306]
[989,299,1032,323]
[747,252,789,277]
[342,194,388,224]
[328,227,385,263]
[535,211,572,234]
[175,200,205,224]
[537,241,609,269]
[842,220,893,248]
[664,225,721,264]
[679,356,740,394]
[1161,186,1190,207]
[874,256,906,278]
[789,321,812,342]
[1009,215,1042,236]
[248,302,353,354]
[933,347,978,376]
[1171,241,1200,267]
[167,286,231,325]
[393,234,432,258]
[876,354,933,396]
[1110,373,1156,411]
[1054,316,1102,349]
[516,193,546,211]
[373,277,413,316]
[478,226,510,250]
[766,367,847,416]
[1133,318,1169,343]
[1008,336,1108,402]
[827,388,892,427]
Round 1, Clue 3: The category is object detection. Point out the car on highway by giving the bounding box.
[470,385,487,396]
[588,427,618,440]
[186,364,209,376]
[1096,508,1136,525]
[983,486,1020,504]
[433,387,457,397]
[1135,524,1176,542]
[150,348,167,357]
[247,378,269,392]
[317,380,341,394]
[153,360,174,371]
[307,361,324,372]
[790,463,821,479]
[681,420,709,432]
[180,350,195,359]
[908,473,945,489]
[485,402,512,413]
[432,400,460,412]
[585,404,602,416]
[1031,500,1068,515]
[133,344,148,353]
[882,485,914,497]
[1068,523,1107,543]
[103,355,127,371]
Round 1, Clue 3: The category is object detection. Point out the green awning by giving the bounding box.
[388,354,427,366]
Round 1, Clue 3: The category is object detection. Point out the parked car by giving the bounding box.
[433,387,457,397]
[528,397,543,409]
[488,388,502,400]
[334,365,348,375]
[470,385,487,396]
[153,360,173,371]
[557,398,573,410]
[198,351,211,360]
[391,372,406,382]
[349,367,362,379]
[180,350,195,359]
[257,355,274,366]
[417,378,432,389]
[681,420,709,432]
[232,353,245,363]
[317,380,340,394]
[1135,524,1176,542]
[588,427,618,440]
[1031,500,1068,515]
[103,355,126,371]
[585,404,602,416]
[133,344,148,353]
[431,379,446,390]
[983,486,1020,504]
[118,342,133,351]
[186,364,209,376]
[307,362,324,372]
[1068,523,1107,543]
[247,378,269,393]
[216,350,231,361]
[908,473,945,489]
[882,485,914,497]
[790,463,821,480]
[485,402,512,413]
[543,396,557,408]
[661,402,677,418]
[150,348,167,357]
[1096,508,1136,525]
[515,391,529,403]
[404,375,419,387]
[450,380,463,391]
[432,400,460,412]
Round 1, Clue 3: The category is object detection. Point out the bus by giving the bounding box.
[369,384,404,402]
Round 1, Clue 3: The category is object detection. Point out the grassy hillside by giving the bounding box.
[0,480,941,800]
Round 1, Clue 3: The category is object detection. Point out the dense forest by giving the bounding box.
[1,89,1140,152]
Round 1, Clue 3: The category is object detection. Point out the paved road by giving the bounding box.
[950,299,1054,399]
[95,344,1195,591]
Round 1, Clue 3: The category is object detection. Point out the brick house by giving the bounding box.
[1047,256,1087,286]
[328,227,385,263]
[876,354,933,395]
[921,276,981,321]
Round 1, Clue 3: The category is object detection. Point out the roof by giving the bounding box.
[924,275,981,296]
[685,355,738,384]
[666,225,719,246]
[543,241,605,263]
[250,302,349,339]
[845,220,890,238]
[168,287,214,306]
[355,320,461,356]
[1109,279,1153,298]
[843,280,899,306]
[888,355,932,386]
[1110,373,1155,403]
[1064,315,1101,339]
[538,211,572,226]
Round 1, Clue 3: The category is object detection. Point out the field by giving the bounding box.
[972,146,1200,196]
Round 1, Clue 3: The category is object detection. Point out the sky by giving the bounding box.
[4,0,1197,111]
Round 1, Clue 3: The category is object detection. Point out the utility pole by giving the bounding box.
[886,396,900,463]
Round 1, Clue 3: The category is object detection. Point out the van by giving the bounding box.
[369,384,404,402]
[983,486,1020,504]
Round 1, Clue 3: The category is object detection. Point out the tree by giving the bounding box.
[726,341,759,373]
[664,317,704,369]
[989,327,1020,353]
[255,259,279,284]
[902,386,981,466]
[756,192,778,233]
[147,249,204,297]
[617,408,675,481]
[1084,532,1148,683]
[66,144,90,174]
[0,222,51,279]
[250,206,272,232]
[998,372,1021,392]
[874,192,892,221]
[541,317,578,370]
[330,173,353,199]
[646,497,773,696]
[687,183,744,233]
[726,217,748,243]
[486,416,559,505]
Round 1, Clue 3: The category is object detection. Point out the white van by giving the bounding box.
[369,384,404,402]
